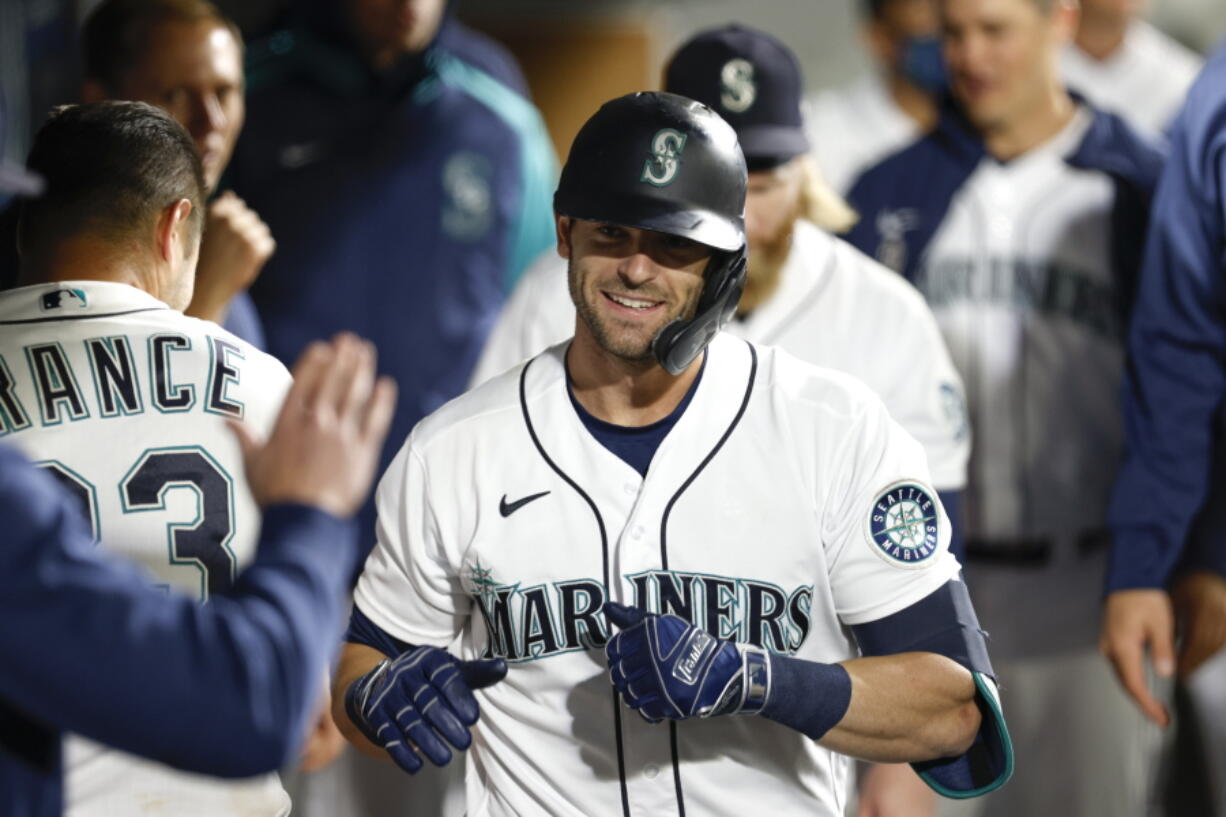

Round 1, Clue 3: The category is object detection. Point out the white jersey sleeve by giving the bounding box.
[785,361,961,625]
[355,435,468,646]
[736,223,969,491]
[469,249,574,388]
[830,240,969,492]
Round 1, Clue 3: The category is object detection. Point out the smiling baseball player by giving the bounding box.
[332,91,1010,817]
[470,26,970,563]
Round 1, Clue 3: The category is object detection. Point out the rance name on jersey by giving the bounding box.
[356,334,959,817]
[0,280,293,817]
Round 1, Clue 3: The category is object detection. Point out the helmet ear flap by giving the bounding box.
[651,247,747,375]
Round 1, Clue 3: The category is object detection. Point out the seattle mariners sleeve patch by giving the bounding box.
[866,482,941,568]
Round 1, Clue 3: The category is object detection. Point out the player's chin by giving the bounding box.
[955,93,1004,128]
[600,332,657,362]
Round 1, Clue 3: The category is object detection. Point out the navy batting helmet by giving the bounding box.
[555,92,748,374]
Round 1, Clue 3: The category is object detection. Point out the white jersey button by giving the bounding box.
[623,483,637,496]
[631,525,645,539]
[643,763,660,779]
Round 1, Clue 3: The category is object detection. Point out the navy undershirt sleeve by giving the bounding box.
[850,579,1011,797]
[346,604,414,657]
[852,578,993,677]
[760,654,852,741]
[760,578,993,744]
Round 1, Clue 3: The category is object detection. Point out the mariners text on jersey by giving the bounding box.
[355,334,961,817]
[470,564,814,662]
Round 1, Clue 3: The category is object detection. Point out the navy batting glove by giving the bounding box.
[603,601,770,723]
[345,645,506,774]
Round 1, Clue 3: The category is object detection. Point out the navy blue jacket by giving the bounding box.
[1106,46,1226,590]
[0,445,357,817]
[230,13,556,542]
[845,97,1163,319]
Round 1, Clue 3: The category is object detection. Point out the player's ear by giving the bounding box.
[555,215,573,260]
[155,198,194,262]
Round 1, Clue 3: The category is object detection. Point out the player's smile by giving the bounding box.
[600,289,666,315]
[560,217,708,362]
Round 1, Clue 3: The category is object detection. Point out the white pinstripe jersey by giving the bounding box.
[356,334,960,817]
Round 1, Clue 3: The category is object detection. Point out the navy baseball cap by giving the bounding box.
[665,24,809,171]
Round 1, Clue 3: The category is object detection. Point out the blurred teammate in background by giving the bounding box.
[806,0,945,194]
[1102,42,1226,817]
[230,4,555,812]
[229,0,555,535]
[845,0,1165,814]
[1061,0,1201,140]
[0,0,273,348]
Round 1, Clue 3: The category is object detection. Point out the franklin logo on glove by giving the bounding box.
[676,630,716,685]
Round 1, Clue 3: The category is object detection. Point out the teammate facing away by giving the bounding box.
[843,0,1164,815]
[332,91,1011,817]
[0,102,295,816]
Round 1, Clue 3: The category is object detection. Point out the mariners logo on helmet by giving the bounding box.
[720,58,756,113]
[640,128,688,187]
[867,482,940,567]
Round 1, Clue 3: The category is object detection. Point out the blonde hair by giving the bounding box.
[796,155,858,234]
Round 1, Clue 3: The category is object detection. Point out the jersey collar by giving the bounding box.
[0,281,171,325]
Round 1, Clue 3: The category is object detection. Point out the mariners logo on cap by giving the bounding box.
[867,482,940,567]
[720,58,756,113]
[641,128,688,187]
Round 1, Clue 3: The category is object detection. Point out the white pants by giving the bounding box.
[283,747,464,817]
[1186,649,1226,815]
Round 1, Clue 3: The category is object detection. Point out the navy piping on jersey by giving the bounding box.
[518,357,631,817]
[658,340,758,815]
[755,251,837,347]
[566,353,707,478]
[0,307,166,326]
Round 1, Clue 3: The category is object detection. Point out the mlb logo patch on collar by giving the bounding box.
[866,482,940,567]
[40,288,88,311]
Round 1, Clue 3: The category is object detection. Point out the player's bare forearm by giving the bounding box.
[332,642,391,759]
[820,652,979,763]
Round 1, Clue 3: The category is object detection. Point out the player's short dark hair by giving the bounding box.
[18,102,206,255]
[83,0,242,90]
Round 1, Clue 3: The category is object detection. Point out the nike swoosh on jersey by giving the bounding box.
[499,491,551,517]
